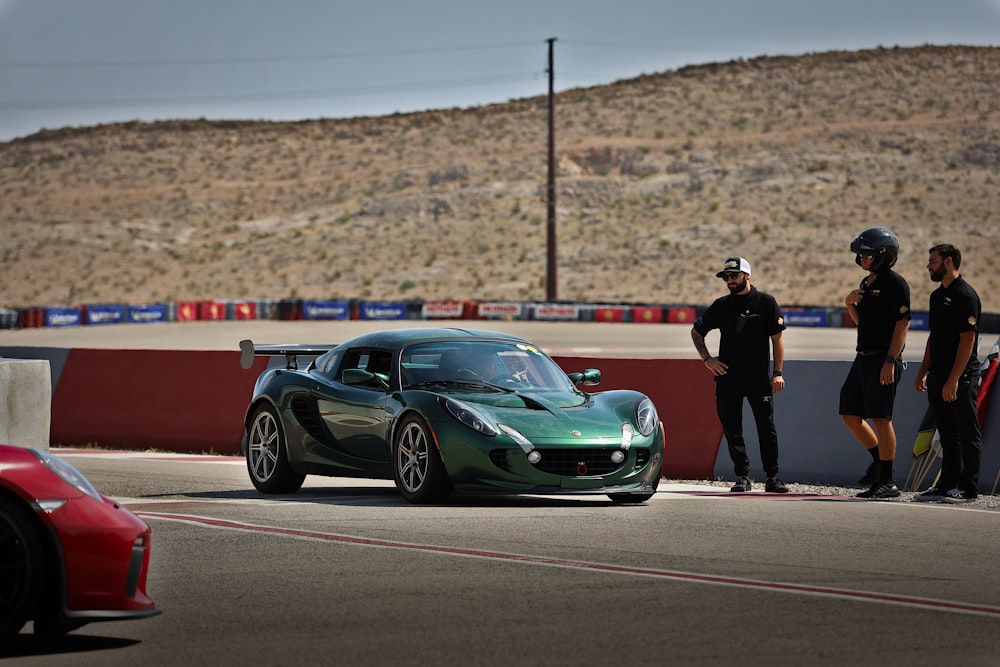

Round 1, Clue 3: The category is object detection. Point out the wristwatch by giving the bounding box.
[885,355,896,364]
[772,370,782,377]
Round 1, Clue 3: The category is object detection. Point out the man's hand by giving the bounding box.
[703,356,728,377]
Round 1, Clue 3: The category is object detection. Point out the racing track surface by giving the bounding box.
[6,450,1000,666]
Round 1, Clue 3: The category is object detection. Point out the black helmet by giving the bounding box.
[850,227,899,271]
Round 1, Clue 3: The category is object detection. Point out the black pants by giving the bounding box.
[715,377,779,478]
[927,372,982,492]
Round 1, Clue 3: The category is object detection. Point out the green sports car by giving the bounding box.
[240,328,663,504]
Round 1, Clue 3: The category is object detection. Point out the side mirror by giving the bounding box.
[342,368,390,389]
[567,368,601,386]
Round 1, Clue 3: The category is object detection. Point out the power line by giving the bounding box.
[0,41,541,69]
[0,72,544,111]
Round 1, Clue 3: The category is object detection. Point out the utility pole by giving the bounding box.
[545,37,557,302]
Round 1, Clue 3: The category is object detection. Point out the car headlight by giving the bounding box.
[31,449,103,502]
[440,397,498,436]
[635,398,659,437]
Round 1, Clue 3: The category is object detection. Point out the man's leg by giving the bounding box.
[870,417,896,481]
[716,382,749,477]
[954,375,983,492]
[928,376,961,490]
[747,388,779,478]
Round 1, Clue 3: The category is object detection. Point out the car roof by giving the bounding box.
[339,327,527,350]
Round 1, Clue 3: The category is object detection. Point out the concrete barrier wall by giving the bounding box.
[1,345,997,491]
[0,358,52,449]
[710,360,933,487]
[42,349,264,454]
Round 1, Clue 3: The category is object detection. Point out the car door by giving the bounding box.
[314,348,392,464]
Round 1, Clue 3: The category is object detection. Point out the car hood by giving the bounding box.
[460,390,627,443]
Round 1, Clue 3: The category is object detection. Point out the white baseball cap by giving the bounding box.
[716,257,751,277]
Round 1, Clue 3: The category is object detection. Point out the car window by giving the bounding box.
[317,350,341,375]
[400,341,574,390]
[339,349,392,389]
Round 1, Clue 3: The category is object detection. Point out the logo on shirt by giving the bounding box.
[777,316,784,326]
[969,316,978,326]
[900,306,909,314]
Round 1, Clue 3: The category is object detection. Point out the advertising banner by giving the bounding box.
[127,304,167,324]
[86,304,125,325]
[45,307,83,328]
[302,300,350,320]
[784,308,828,327]
[422,301,465,319]
[533,304,580,321]
[359,301,408,320]
[632,306,665,324]
[594,306,626,323]
[478,302,524,319]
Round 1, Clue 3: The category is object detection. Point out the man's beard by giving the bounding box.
[728,277,748,294]
[929,265,946,282]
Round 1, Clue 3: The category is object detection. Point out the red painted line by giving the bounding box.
[138,511,1000,619]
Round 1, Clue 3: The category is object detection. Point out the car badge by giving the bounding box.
[576,462,589,476]
[571,429,582,436]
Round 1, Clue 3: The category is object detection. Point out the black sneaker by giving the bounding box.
[943,488,978,503]
[913,486,949,502]
[765,477,789,493]
[857,461,879,485]
[856,480,900,499]
[730,476,752,492]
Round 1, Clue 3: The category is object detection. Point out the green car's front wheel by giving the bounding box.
[392,416,451,504]
[246,404,305,494]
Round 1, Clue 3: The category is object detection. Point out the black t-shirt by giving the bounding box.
[928,275,981,376]
[694,286,785,381]
[855,269,911,351]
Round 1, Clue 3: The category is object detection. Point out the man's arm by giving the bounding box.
[770,331,785,394]
[942,330,977,402]
[881,317,909,385]
[691,326,727,376]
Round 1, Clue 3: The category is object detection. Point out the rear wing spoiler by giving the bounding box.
[239,339,336,371]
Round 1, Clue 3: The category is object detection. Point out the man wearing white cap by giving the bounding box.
[691,257,789,493]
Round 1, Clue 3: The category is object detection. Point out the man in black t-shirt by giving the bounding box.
[913,243,983,503]
[839,228,911,500]
[691,257,788,494]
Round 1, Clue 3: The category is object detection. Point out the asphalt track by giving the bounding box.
[5,449,1000,666]
[5,321,999,666]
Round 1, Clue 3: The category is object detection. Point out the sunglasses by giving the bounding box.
[720,272,743,281]
[856,253,875,261]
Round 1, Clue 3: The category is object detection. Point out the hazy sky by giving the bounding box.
[2,0,1000,141]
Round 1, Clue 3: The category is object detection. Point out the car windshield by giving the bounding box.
[399,340,575,392]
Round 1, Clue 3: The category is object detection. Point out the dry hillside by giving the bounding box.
[2,45,1000,313]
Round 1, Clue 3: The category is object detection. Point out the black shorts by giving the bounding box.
[838,354,902,419]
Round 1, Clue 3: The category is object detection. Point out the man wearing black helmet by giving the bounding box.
[691,257,789,494]
[840,227,911,499]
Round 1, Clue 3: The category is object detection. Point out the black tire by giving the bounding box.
[0,499,43,637]
[392,416,451,504]
[246,403,305,494]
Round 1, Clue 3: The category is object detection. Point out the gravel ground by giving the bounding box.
[670,479,1000,512]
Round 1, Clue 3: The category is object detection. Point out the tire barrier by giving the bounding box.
[0,299,996,332]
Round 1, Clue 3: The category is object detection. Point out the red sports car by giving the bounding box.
[0,445,159,637]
